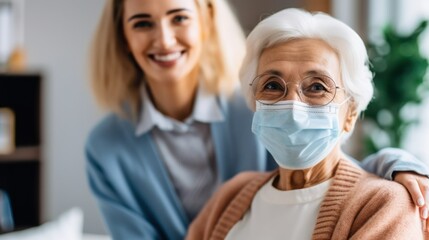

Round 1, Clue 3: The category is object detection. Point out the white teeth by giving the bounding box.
[153,52,181,62]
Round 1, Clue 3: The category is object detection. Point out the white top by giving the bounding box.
[135,84,224,220]
[226,176,332,240]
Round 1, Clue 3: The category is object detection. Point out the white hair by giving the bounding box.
[239,8,374,114]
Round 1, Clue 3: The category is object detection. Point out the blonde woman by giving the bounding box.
[86,1,429,239]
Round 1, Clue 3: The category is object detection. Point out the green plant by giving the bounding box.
[364,20,429,154]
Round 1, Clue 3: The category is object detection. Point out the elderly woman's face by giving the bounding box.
[257,38,356,133]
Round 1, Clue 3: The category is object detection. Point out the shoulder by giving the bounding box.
[339,160,413,205]
[218,90,255,139]
[344,173,423,239]
[224,172,264,188]
[212,171,272,203]
[85,113,136,157]
[348,173,417,222]
[220,89,253,119]
[358,173,413,205]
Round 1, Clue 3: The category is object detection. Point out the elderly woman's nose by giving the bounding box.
[283,87,301,101]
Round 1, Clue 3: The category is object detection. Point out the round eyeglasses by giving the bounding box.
[250,74,343,106]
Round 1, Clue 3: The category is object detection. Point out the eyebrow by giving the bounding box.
[127,8,191,22]
[261,69,283,76]
[260,69,334,80]
[304,70,333,78]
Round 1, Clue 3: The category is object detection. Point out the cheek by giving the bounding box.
[339,106,356,132]
[123,33,150,71]
[126,34,148,60]
[184,24,203,54]
[127,35,143,53]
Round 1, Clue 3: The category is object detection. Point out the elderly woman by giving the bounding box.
[186,8,426,240]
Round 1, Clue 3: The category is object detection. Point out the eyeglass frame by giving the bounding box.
[249,73,347,106]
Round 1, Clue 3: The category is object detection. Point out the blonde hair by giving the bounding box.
[88,0,245,119]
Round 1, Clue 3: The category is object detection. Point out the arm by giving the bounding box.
[86,148,162,240]
[358,147,429,180]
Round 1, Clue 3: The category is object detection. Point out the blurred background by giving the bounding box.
[0,0,428,236]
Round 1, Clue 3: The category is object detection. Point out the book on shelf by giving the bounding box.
[0,189,14,232]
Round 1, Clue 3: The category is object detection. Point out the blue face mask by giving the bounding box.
[251,100,343,170]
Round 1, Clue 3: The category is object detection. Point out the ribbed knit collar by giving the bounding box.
[312,160,362,240]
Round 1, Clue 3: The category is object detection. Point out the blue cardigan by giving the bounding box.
[85,93,428,240]
[85,93,277,239]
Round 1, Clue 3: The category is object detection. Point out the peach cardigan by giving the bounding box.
[186,160,426,240]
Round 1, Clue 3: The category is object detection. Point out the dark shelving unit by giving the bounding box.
[0,72,42,232]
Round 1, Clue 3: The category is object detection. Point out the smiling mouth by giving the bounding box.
[149,51,185,62]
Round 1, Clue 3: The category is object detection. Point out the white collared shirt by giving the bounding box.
[135,84,224,220]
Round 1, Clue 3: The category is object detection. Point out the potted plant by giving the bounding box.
[363,20,429,155]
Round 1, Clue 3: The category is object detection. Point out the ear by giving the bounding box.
[343,102,358,133]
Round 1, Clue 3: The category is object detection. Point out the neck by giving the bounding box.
[274,148,343,190]
[146,71,199,121]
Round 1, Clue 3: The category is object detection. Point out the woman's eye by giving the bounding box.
[133,21,153,29]
[173,15,189,23]
[309,83,327,92]
[263,80,284,91]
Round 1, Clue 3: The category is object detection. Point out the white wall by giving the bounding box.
[332,0,359,32]
[24,0,106,234]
